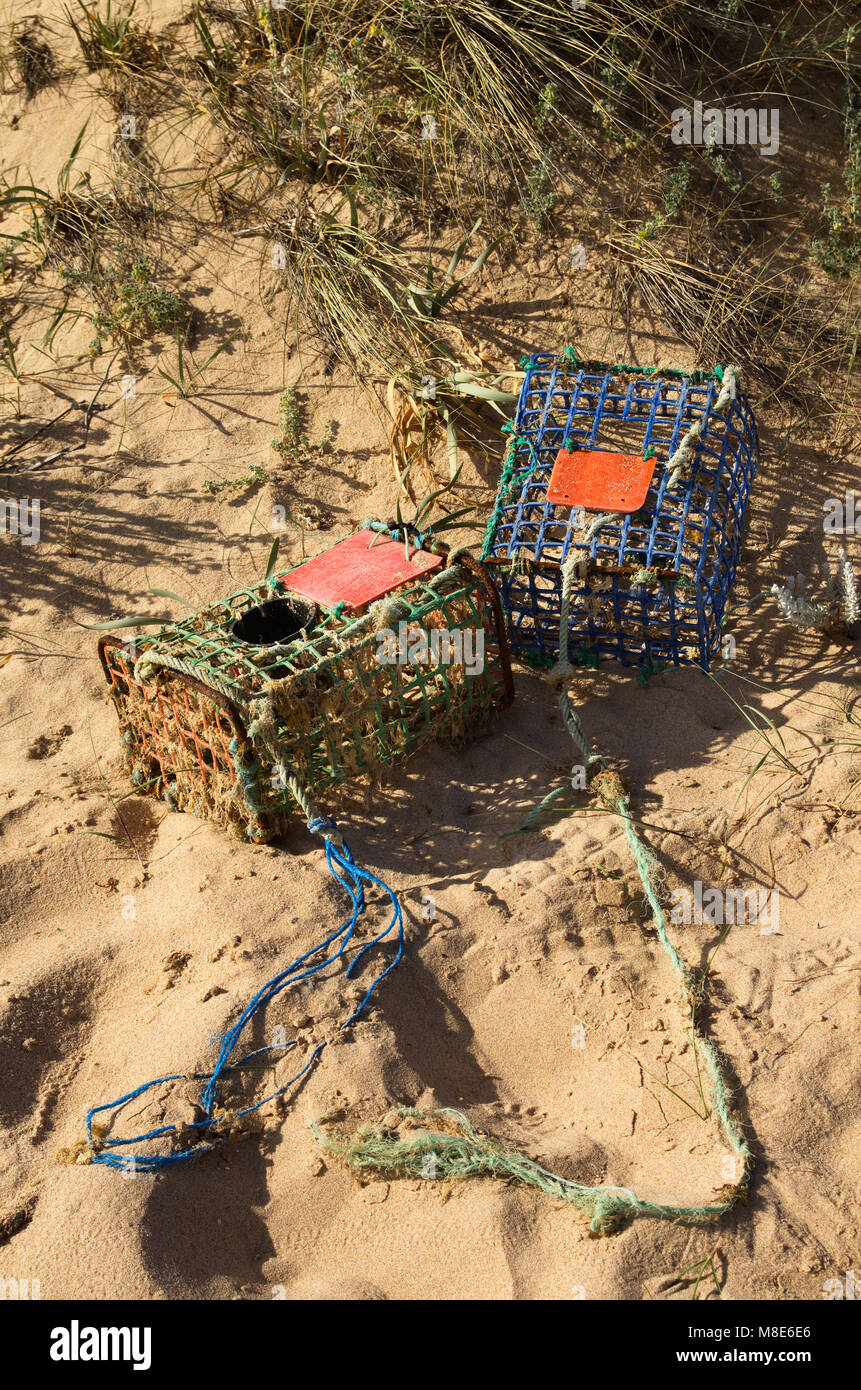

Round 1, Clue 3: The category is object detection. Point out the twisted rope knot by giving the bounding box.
[133,651,158,684]
[562,551,588,579]
[548,658,575,687]
[445,545,474,567]
[590,767,628,812]
[427,564,466,592]
[714,364,740,414]
[665,420,702,490]
[588,1192,630,1235]
[307,814,345,850]
[286,772,346,849]
[369,596,409,631]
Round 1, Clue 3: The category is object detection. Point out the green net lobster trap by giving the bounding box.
[100,528,513,842]
[482,352,758,669]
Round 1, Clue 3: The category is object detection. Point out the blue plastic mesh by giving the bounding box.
[482,353,758,670]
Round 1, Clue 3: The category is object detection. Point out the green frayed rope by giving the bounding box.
[543,554,752,1225]
[313,1105,746,1236]
[320,551,753,1236]
[559,347,725,385]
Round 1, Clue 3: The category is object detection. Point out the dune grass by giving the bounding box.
[0,0,857,524]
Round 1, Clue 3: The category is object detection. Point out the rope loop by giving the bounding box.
[77,772,402,1170]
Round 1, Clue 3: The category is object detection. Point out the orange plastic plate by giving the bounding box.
[281,529,443,611]
[547,448,656,512]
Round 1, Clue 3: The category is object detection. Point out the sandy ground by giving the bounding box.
[1,3,859,1301]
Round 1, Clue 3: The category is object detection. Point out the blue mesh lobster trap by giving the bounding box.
[481,351,758,670]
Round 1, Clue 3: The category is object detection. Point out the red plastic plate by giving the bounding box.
[281,529,443,611]
[547,449,656,512]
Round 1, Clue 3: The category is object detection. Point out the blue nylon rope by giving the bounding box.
[84,826,403,1172]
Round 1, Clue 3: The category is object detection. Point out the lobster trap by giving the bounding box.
[482,352,759,669]
[100,530,513,842]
